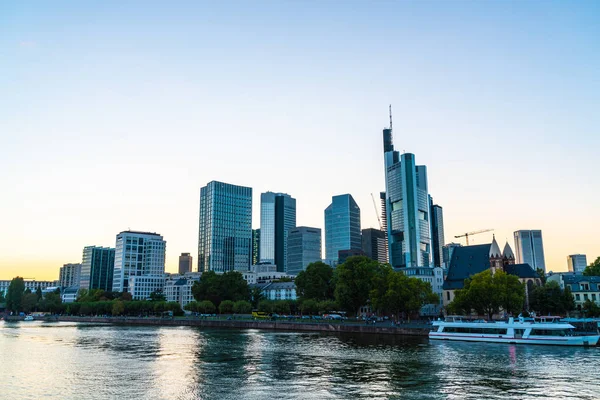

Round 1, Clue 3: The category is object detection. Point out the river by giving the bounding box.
[1,321,598,399]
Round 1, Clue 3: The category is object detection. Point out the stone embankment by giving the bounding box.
[6,315,430,336]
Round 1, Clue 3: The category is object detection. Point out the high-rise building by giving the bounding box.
[252,229,260,265]
[178,253,193,275]
[567,254,588,274]
[198,181,252,273]
[324,194,361,263]
[442,243,461,268]
[259,192,296,272]
[361,228,387,264]
[80,246,115,291]
[514,230,546,272]
[59,263,82,288]
[112,230,166,299]
[286,226,322,276]
[429,198,445,268]
[383,120,431,268]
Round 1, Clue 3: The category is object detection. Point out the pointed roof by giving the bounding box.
[489,235,502,258]
[503,242,515,259]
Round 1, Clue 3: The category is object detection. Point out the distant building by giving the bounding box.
[112,230,166,299]
[179,253,193,275]
[251,281,297,301]
[324,194,361,264]
[198,181,252,273]
[241,264,291,285]
[59,263,81,288]
[514,230,546,272]
[286,226,322,276]
[547,274,600,309]
[567,254,588,274]
[379,192,388,260]
[361,228,387,264]
[338,249,366,264]
[252,229,260,265]
[259,192,296,272]
[80,246,115,291]
[402,266,445,316]
[61,286,79,303]
[0,280,54,297]
[442,243,461,268]
[164,272,202,308]
[429,198,445,268]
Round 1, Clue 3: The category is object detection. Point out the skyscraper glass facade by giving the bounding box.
[567,254,588,274]
[80,246,115,291]
[260,191,296,272]
[429,198,445,268]
[361,228,387,264]
[198,181,252,273]
[324,194,361,263]
[286,227,322,276]
[252,229,260,265]
[514,230,546,272]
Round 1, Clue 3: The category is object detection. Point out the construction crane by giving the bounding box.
[370,193,383,230]
[454,229,494,245]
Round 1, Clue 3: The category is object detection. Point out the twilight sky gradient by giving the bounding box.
[1,1,599,280]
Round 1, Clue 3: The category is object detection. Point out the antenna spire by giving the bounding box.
[389,104,393,131]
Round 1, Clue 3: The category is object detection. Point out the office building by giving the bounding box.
[324,194,361,263]
[164,272,202,308]
[0,280,54,297]
[514,230,547,272]
[112,230,166,299]
[80,246,115,291]
[429,198,445,268]
[286,226,322,276]
[383,120,432,268]
[259,192,296,272]
[242,263,291,284]
[59,263,81,288]
[442,243,461,268]
[567,254,588,274]
[179,253,193,275]
[252,229,260,265]
[198,181,253,273]
[361,228,387,264]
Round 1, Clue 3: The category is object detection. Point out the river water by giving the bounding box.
[1,321,598,399]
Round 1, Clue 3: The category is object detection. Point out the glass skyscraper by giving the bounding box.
[286,226,322,276]
[429,197,445,268]
[80,246,115,291]
[259,192,296,272]
[198,181,253,273]
[514,230,546,272]
[324,194,361,263]
[361,228,387,264]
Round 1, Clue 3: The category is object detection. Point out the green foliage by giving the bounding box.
[334,256,378,315]
[149,291,166,302]
[317,300,338,314]
[35,287,43,301]
[6,277,25,312]
[38,292,62,313]
[583,257,600,276]
[258,299,273,313]
[0,291,5,304]
[275,276,293,283]
[583,299,600,317]
[184,301,199,313]
[448,269,525,319]
[191,271,250,307]
[112,300,125,316]
[300,299,318,315]
[219,300,235,314]
[197,300,216,313]
[529,280,574,315]
[250,287,263,308]
[232,300,252,314]
[536,268,547,284]
[273,300,291,314]
[295,261,335,301]
[21,292,38,313]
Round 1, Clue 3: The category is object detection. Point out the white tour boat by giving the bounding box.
[429,316,600,346]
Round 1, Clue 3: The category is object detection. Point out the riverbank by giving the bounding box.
[4,315,430,336]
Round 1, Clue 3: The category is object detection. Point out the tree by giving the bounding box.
[251,287,263,308]
[41,292,62,313]
[317,300,338,314]
[536,268,547,285]
[149,290,166,302]
[334,256,378,316]
[583,257,600,276]
[295,262,335,301]
[273,300,291,314]
[197,300,216,314]
[300,299,318,315]
[219,300,235,314]
[530,281,575,315]
[112,300,125,316]
[21,292,38,313]
[184,301,199,313]
[258,300,274,313]
[6,277,25,312]
[0,291,5,304]
[233,300,252,314]
[35,287,43,301]
[191,271,250,307]
[583,299,600,317]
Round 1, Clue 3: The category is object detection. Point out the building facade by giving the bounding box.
[259,192,296,272]
[179,253,193,275]
[429,199,445,268]
[80,246,115,291]
[164,272,202,308]
[514,230,547,272]
[324,194,361,264]
[402,266,445,316]
[111,230,166,299]
[59,263,82,288]
[251,281,297,301]
[361,228,387,264]
[0,280,54,297]
[252,229,260,265]
[241,264,291,285]
[286,226,322,276]
[442,243,461,268]
[567,254,588,274]
[198,181,253,273]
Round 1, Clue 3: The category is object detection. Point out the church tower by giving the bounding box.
[502,241,515,267]
[489,235,503,274]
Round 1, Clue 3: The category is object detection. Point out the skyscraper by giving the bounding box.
[259,192,296,272]
[429,198,445,268]
[361,228,387,264]
[252,229,260,265]
[59,263,82,288]
[112,231,166,299]
[514,230,546,272]
[324,194,361,263]
[442,243,461,268]
[80,246,115,291]
[286,226,322,276]
[179,253,193,274]
[198,181,252,273]
[383,120,431,268]
[567,254,588,274]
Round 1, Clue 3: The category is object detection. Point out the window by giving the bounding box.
[576,294,581,301]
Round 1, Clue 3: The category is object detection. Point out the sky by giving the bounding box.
[1,1,599,280]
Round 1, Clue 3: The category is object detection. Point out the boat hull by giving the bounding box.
[429,333,600,346]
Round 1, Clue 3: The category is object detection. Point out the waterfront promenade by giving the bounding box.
[4,315,431,336]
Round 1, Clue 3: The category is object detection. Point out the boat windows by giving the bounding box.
[443,327,508,335]
[530,329,570,337]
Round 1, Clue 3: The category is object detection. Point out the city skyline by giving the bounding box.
[1,1,599,279]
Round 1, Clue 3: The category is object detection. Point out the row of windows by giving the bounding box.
[443,327,508,335]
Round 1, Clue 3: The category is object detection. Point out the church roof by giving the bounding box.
[489,236,502,258]
[503,242,515,259]
[504,263,538,279]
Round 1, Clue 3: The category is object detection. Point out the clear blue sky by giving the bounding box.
[1,1,599,279]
